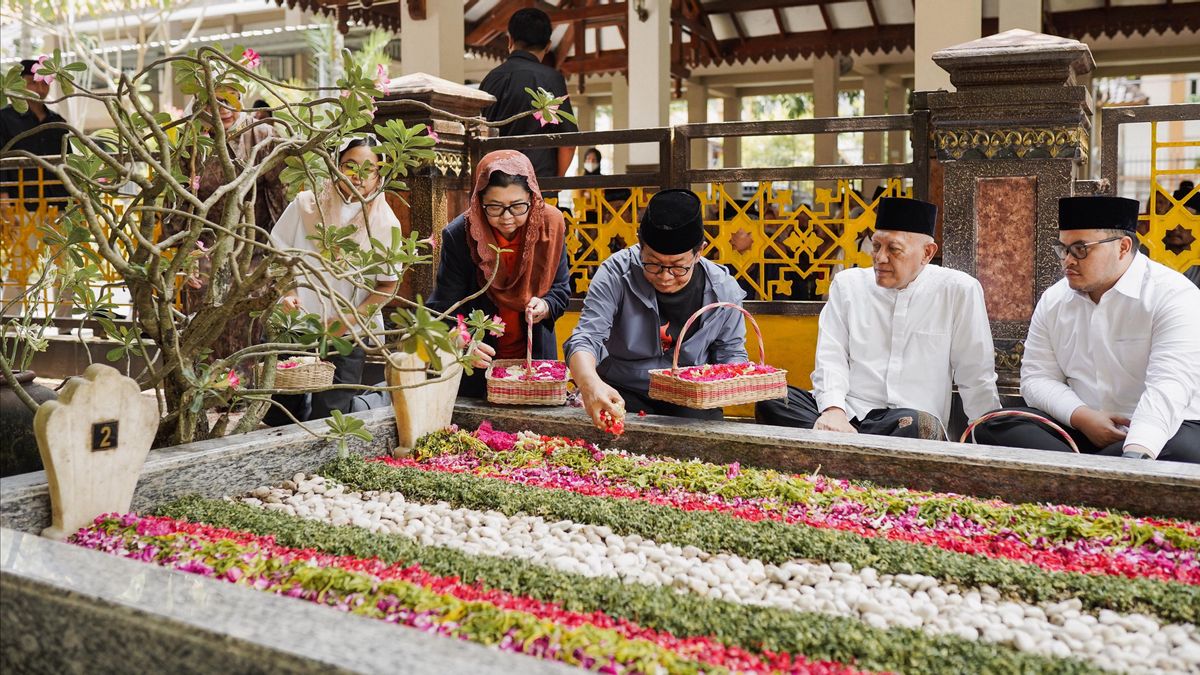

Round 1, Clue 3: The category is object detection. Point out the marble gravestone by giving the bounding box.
[387,350,463,454]
[33,364,158,540]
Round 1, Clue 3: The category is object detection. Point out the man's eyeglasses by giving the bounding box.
[641,258,697,277]
[1052,235,1124,261]
[482,202,531,218]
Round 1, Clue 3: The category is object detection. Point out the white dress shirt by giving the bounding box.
[1021,253,1200,456]
[813,265,1000,425]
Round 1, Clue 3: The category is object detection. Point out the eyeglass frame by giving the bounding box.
[338,160,380,181]
[481,201,532,218]
[1051,235,1126,261]
[640,252,699,278]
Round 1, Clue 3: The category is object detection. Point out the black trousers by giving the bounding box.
[970,406,1200,463]
[755,386,944,439]
[616,386,724,421]
[264,346,366,427]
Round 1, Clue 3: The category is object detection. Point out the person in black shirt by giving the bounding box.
[0,59,70,209]
[478,8,578,186]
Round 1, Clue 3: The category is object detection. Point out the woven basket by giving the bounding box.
[485,308,569,406]
[648,302,787,409]
[269,358,336,392]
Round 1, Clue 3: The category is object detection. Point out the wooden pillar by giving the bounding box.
[886,82,907,164]
[400,0,465,83]
[721,95,741,197]
[863,72,886,195]
[915,0,981,91]
[813,55,840,193]
[574,97,595,171]
[999,0,1042,33]
[685,81,708,172]
[627,0,670,168]
[612,79,630,174]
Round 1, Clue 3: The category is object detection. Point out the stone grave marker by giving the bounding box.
[34,363,158,540]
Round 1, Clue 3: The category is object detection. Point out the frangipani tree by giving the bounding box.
[0,44,572,447]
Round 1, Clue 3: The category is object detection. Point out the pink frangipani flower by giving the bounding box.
[31,55,54,85]
[533,104,561,127]
[241,48,262,69]
[489,315,506,337]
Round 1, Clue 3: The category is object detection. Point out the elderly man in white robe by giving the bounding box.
[756,197,1000,439]
[972,196,1200,463]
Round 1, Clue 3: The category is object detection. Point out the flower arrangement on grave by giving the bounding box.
[71,421,1200,673]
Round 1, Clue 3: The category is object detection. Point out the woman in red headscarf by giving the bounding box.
[428,150,572,397]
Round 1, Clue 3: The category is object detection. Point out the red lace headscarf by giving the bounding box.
[465,150,566,311]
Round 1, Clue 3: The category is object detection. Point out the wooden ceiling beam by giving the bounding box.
[817,1,833,32]
[560,49,627,75]
[705,23,914,64]
[703,0,860,12]
[546,2,626,23]
[1049,4,1200,39]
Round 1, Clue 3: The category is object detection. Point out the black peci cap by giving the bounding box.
[1058,196,1140,232]
[875,197,937,238]
[639,189,705,255]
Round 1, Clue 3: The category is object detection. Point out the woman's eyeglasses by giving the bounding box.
[339,161,379,181]
[482,202,531,218]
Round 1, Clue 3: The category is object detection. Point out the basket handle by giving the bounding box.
[525,305,534,374]
[670,301,765,374]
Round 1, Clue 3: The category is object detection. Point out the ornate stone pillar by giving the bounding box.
[375,73,495,300]
[928,30,1094,388]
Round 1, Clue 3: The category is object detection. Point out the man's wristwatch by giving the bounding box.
[1121,450,1152,460]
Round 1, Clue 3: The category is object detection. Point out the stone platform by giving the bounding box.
[3,401,1198,673]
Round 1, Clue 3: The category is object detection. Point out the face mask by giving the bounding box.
[584,161,599,173]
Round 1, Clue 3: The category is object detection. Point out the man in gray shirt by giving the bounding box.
[565,190,748,429]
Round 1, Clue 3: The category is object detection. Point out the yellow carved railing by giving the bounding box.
[556,179,910,301]
[1,165,73,317]
[1,164,172,318]
[1139,120,1199,275]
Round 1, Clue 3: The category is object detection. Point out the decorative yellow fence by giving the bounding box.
[1139,120,1199,274]
[558,179,910,302]
[0,163,173,319]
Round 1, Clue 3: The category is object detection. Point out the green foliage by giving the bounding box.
[322,457,1200,626]
[0,39,582,443]
[0,64,30,115]
[159,495,1103,675]
[325,410,372,459]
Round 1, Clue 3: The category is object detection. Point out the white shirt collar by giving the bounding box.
[1110,251,1147,301]
[872,263,933,297]
[1068,251,1145,303]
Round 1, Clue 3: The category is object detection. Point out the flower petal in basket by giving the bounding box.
[647,302,787,409]
[486,359,570,406]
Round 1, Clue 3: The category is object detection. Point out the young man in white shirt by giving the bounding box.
[756,197,1001,439]
[973,196,1200,462]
